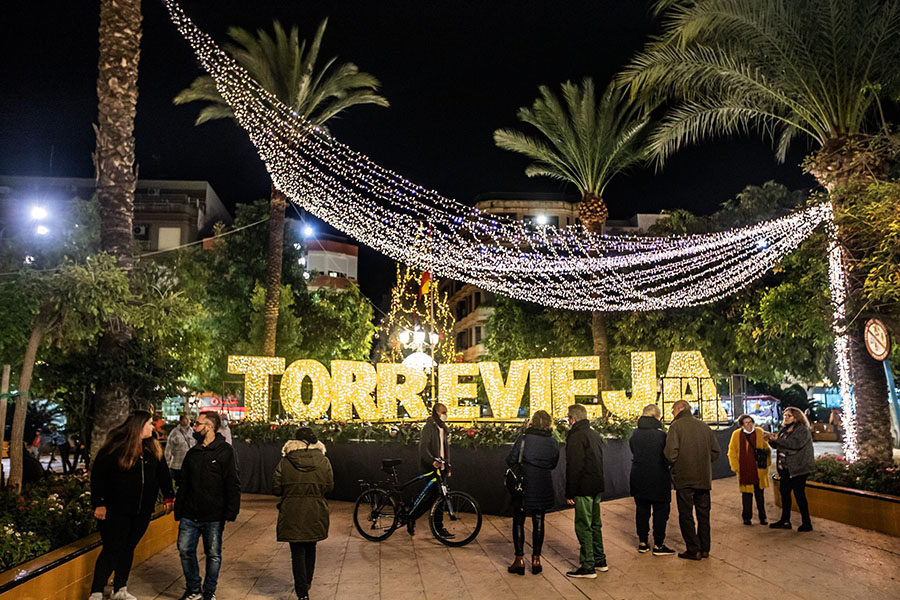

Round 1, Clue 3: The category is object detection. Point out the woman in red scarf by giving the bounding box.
[727,415,771,525]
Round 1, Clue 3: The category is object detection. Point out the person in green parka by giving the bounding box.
[273,427,334,600]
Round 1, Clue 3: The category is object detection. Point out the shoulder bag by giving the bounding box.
[504,435,526,496]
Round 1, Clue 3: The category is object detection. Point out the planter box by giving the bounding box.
[774,478,900,537]
[0,512,177,600]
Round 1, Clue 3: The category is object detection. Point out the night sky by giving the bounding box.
[1,0,815,304]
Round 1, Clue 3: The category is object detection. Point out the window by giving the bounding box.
[456,300,468,320]
[456,331,469,350]
[157,227,182,250]
[474,327,482,344]
[473,292,481,307]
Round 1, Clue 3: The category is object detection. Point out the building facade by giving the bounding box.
[0,175,232,252]
[441,193,665,360]
[304,234,360,291]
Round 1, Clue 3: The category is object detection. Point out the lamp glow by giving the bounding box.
[30,206,48,220]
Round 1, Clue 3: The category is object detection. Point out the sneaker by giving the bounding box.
[202,593,217,600]
[435,527,456,539]
[566,566,597,579]
[797,523,813,532]
[760,518,768,525]
[178,592,202,600]
[637,542,650,553]
[743,519,752,525]
[593,558,608,572]
[769,521,792,529]
[652,544,675,556]
[700,551,709,558]
[112,588,137,600]
[677,551,701,561]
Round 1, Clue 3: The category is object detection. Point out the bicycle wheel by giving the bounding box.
[430,490,482,547]
[353,488,400,542]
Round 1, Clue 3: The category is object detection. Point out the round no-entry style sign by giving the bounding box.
[864,318,891,361]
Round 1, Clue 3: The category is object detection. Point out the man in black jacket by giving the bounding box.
[408,402,453,538]
[629,404,675,556]
[175,411,241,600]
[565,404,606,579]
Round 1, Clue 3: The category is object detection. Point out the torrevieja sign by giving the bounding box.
[227,351,721,422]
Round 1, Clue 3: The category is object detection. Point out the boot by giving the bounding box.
[531,555,542,575]
[507,555,525,575]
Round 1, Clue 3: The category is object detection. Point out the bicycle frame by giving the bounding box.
[380,464,455,522]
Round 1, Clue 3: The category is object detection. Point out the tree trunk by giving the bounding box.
[8,313,46,493]
[262,185,287,356]
[580,192,612,392]
[92,0,141,457]
[811,137,894,462]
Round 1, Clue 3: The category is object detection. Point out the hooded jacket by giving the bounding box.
[664,409,721,490]
[565,419,604,499]
[91,444,174,516]
[273,440,334,542]
[175,433,241,522]
[629,416,672,502]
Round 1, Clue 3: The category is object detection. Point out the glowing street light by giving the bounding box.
[535,213,549,226]
[35,225,49,236]
[412,330,426,345]
[30,206,48,220]
[398,330,411,345]
[303,225,314,238]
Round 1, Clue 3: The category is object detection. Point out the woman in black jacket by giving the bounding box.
[506,410,560,575]
[89,410,174,600]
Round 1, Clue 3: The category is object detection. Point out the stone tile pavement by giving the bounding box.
[128,479,900,600]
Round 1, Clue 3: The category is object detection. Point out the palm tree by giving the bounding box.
[620,0,900,461]
[174,19,388,357]
[91,0,142,457]
[494,78,650,390]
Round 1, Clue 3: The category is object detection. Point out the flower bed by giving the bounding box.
[810,454,900,496]
[0,476,95,572]
[231,415,636,447]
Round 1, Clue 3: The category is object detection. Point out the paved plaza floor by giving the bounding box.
[127,476,900,600]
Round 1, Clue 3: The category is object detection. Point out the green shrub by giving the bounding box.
[810,454,900,496]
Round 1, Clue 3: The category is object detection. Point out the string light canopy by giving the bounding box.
[164,1,854,459]
[163,0,830,313]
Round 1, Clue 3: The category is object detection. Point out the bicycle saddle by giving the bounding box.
[381,458,402,472]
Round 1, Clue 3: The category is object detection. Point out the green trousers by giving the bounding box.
[574,494,605,568]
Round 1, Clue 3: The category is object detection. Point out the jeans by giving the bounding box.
[573,494,604,568]
[778,471,811,526]
[408,479,443,528]
[511,497,545,556]
[290,541,317,597]
[634,497,670,547]
[177,518,225,594]
[675,487,711,555]
[90,513,152,593]
[741,484,767,522]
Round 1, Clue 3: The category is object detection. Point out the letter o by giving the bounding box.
[280,360,333,420]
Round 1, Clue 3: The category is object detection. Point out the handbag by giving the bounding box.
[504,435,526,496]
[754,448,769,469]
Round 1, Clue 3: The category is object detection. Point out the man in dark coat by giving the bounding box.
[565,404,606,579]
[408,402,452,538]
[175,411,241,600]
[664,400,721,561]
[629,404,674,555]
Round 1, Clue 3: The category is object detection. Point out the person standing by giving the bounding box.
[629,405,674,556]
[408,402,453,537]
[219,415,233,445]
[664,400,721,561]
[727,415,770,525]
[564,404,606,579]
[829,408,843,442]
[506,410,559,575]
[165,414,196,487]
[175,411,241,600]
[89,411,175,600]
[765,407,815,531]
[273,427,334,600]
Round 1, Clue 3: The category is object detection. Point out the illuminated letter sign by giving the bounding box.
[227,355,285,421]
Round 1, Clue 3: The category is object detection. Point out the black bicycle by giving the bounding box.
[353,458,482,547]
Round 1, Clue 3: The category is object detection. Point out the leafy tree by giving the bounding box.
[174,19,388,357]
[494,78,650,389]
[622,0,900,460]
